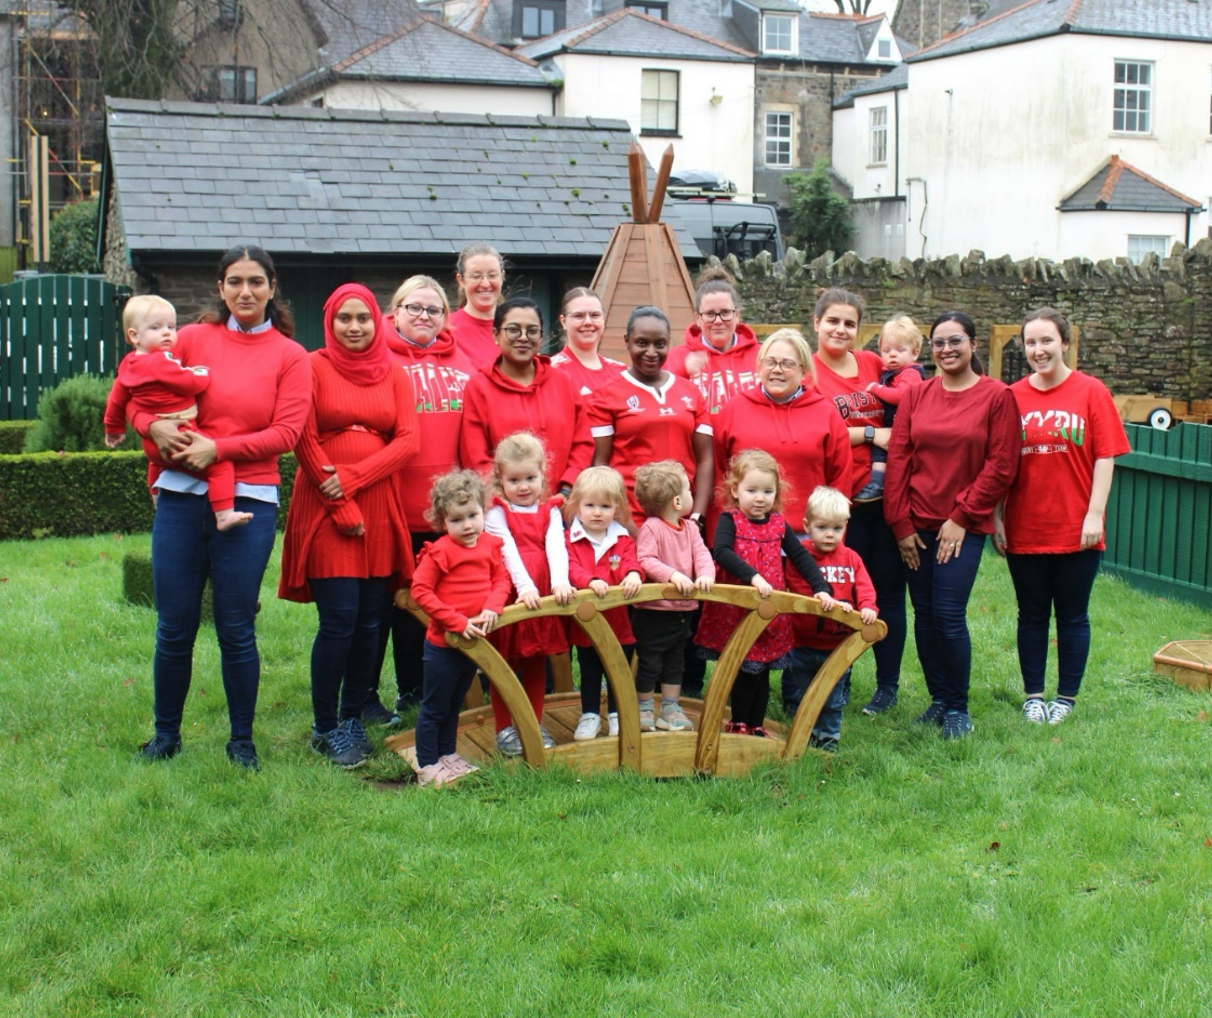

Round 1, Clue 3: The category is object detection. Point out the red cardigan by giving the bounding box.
[128,321,311,487]
[884,375,1020,539]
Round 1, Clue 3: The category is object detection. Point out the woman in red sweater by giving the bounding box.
[279,283,419,767]
[995,307,1130,726]
[367,275,475,723]
[448,242,504,370]
[459,296,591,494]
[666,266,759,416]
[811,287,907,718]
[135,245,311,770]
[884,310,1020,739]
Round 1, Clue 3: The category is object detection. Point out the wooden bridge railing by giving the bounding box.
[397,582,885,777]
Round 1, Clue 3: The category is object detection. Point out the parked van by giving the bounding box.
[665,170,785,262]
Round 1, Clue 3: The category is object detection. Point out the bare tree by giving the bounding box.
[63,0,183,99]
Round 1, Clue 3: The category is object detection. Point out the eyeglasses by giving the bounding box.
[401,303,445,318]
[931,335,968,350]
[565,311,604,323]
[697,309,737,322]
[500,324,543,341]
[464,272,502,283]
[760,357,801,372]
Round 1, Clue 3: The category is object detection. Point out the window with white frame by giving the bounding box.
[764,111,793,167]
[205,65,256,103]
[625,0,667,17]
[1208,68,1211,134]
[1113,60,1152,133]
[515,0,565,38]
[1127,235,1169,263]
[762,14,796,55]
[869,106,888,165]
[641,69,679,135]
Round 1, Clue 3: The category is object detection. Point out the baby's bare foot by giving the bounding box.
[215,509,253,532]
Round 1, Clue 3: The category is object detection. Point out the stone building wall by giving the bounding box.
[729,241,1212,400]
[892,0,974,51]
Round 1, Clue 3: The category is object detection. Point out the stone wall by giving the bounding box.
[892,0,974,51]
[728,241,1212,400]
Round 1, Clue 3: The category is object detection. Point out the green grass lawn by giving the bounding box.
[2,533,1210,1017]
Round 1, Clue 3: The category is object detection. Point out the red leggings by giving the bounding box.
[491,657,546,732]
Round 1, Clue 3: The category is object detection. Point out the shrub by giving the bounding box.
[23,374,115,453]
[0,421,36,454]
[786,159,854,260]
[49,197,100,274]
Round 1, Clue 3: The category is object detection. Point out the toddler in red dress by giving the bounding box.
[103,295,251,531]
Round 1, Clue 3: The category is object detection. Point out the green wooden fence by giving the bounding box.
[0,274,124,420]
[1104,422,1212,608]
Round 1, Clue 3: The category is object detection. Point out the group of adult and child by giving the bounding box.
[107,240,1128,779]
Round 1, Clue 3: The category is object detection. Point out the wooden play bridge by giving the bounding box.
[386,583,886,779]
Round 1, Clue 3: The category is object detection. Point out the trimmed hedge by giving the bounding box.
[0,451,298,541]
[0,421,36,455]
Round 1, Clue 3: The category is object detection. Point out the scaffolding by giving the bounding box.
[6,2,103,266]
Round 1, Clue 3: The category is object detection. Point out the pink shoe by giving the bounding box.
[439,753,479,777]
[416,760,455,787]
[723,721,749,735]
[750,726,772,738]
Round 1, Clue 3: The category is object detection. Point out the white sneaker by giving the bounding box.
[1046,699,1073,724]
[574,713,603,741]
[1022,697,1049,724]
[607,712,619,737]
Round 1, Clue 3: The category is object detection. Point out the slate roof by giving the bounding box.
[833,61,907,109]
[103,97,699,260]
[262,16,551,103]
[909,0,1212,62]
[516,8,754,61]
[305,0,426,64]
[1059,155,1203,214]
[792,12,899,64]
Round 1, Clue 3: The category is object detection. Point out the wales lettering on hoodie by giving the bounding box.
[405,361,467,415]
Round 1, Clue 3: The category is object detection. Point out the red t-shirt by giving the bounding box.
[812,350,884,497]
[587,371,711,520]
[550,349,626,396]
[448,308,499,371]
[410,532,511,645]
[1003,370,1130,554]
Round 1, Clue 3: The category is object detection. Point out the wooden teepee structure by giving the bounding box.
[591,142,697,361]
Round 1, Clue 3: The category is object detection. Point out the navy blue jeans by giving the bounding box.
[373,530,434,705]
[785,646,852,742]
[309,576,388,733]
[1006,549,1101,699]
[416,642,477,767]
[903,530,986,712]
[151,491,277,739]
[577,643,633,715]
[845,501,907,691]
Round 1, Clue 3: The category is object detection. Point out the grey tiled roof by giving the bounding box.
[306,0,426,64]
[833,61,907,108]
[104,98,700,259]
[516,8,754,60]
[1059,156,1202,213]
[910,0,1212,62]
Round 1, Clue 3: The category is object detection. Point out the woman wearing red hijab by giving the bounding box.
[279,283,419,768]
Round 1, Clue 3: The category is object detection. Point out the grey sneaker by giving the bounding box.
[809,733,839,753]
[914,701,947,726]
[656,702,694,731]
[311,724,368,769]
[539,725,556,749]
[342,717,371,755]
[861,686,898,715]
[941,709,974,740]
[639,706,656,732]
[362,699,402,728]
[1046,699,1073,725]
[1022,697,1049,724]
[495,725,523,757]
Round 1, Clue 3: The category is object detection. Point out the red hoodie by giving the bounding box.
[384,322,475,532]
[459,354,592,490]
[666,322,760,416]
[713,385,852,533]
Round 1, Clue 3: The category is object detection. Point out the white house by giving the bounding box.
[516,9,757,195]
[834,0,1212,263]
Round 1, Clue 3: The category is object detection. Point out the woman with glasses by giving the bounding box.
[551,287,625,395]
[588,305,712,523]
[449,242,505,369]
[459,296,590,493]
[884,310,1020,739]
[366,275,476,723]
[667,266,760,415]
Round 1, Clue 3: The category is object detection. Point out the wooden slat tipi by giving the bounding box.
[591,143,697,361]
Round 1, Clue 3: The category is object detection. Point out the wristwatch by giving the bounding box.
[863,425,876,445]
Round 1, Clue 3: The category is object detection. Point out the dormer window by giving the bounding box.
[626,0,667,18]
[877,38,891,59]
[514,0,565,39]
[762,13,796,56]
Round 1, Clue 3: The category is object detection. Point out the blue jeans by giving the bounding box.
[903,530,986,712]
[846,501,907,691]
[1006,549,1101,699]
[151,491,277,739]
[416,642,477,767]
[309,576,388,733]
[785,646,852,741]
